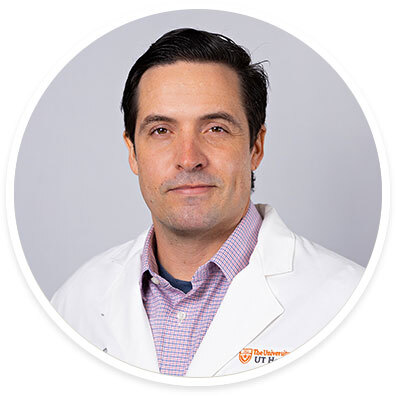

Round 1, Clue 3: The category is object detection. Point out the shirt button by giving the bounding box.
[177,311,186,323]
[151,277,160,285]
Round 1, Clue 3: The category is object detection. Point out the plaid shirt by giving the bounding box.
[139,201,262,376]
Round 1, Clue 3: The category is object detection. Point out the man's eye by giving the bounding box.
[151,127,169,135]
[209,126,226,133]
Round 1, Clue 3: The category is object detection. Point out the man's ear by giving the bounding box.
[123,131,139,175]
[250,125,266,171]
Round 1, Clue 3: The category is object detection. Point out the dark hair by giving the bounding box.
[121,28,269,190]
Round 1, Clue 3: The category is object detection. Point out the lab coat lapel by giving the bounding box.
[186,250,283,377]
[103,233,159,372]
[186,204,295,377]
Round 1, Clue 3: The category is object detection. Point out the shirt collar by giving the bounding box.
[139,201,262,288]
[140,226,157,285]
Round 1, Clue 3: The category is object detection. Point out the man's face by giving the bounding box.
[124,61,265,236]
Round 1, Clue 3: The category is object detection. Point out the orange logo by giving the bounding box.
[239,348,253,364]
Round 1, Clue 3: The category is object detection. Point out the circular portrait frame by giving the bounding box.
[6,9,389,387]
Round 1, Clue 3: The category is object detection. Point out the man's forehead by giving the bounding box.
[136,61,246,123]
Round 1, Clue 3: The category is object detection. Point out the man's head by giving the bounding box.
[121,28,268,236]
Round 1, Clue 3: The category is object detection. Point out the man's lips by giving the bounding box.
[168,184,215,195]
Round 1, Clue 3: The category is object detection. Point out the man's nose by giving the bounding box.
[175,132,208,172]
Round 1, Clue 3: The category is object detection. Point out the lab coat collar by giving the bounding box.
[253,204,295,276]
[104,203,295,375]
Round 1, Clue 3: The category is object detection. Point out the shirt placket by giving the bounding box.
[156,281,187,374]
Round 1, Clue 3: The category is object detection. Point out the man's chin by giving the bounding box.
[162,208,221,236]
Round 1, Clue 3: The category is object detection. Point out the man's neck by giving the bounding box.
[152,204,250,282]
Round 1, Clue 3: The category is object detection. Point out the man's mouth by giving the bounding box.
[169,184,215,195]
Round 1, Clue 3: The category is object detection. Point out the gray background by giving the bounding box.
[14,10,381,299]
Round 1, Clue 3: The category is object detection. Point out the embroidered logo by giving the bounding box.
[239,348,290,364]
[239,348,253,364]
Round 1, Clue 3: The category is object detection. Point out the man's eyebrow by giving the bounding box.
[138,114,177,133]
[199,112,243,130]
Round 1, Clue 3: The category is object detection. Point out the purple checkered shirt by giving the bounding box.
[139,201,262,376]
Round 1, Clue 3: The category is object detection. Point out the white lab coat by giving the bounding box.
[51,204,363,377]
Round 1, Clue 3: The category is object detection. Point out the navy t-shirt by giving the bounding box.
[157,260,193,294]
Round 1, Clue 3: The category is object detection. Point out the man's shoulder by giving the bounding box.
[266,232,364,312]
[294,234,364,285]
[255,203,364,286]
[51,232,147,312]
[59,239,134,283]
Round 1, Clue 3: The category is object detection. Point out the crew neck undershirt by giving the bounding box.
[157,260,193,294]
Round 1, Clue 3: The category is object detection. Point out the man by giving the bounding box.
[51,28,363,377]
